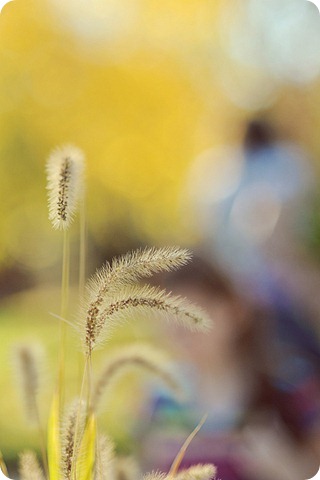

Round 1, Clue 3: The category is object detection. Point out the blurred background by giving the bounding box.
[1,0,320,479]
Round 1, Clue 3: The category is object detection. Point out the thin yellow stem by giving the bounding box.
[71,356,89,480]
[79,197,86,298]
[58,229,70,409]
[86,354,93,413]
[78,199,86,390]
[33,393,49,478]
[168,414,207,477]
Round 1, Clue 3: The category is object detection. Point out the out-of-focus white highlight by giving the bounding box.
[187,147,243,205]
[47,0,139,44]
[230,184,281,244]
[219,0,320,102]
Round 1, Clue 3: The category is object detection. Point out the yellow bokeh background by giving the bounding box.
[2,0,320,464]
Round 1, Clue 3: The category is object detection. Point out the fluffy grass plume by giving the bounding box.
[174,465,217,480]
[86,246,191,299]
[91,344,180,412]
[13,344,41,423]
[61,401,86,480]
[83,247,193,354]
[19,451,45,480]
[83,283,211,354]
[95,435,116,480]
[143,466,216,480]
[143,473,167,480]
[46,144,85,230]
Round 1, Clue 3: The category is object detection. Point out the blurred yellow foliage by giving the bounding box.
[1,0,320,271]
[0,0,227,269]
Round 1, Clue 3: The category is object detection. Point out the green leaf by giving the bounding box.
[47,392,61,480]
[75,413,96,480]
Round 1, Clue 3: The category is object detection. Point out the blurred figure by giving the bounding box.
[187,118,320,389]
[135,257,320,480]
[187,119,311,305]
[134,121,320,479]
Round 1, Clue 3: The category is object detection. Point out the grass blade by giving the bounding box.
[47,392,61,480]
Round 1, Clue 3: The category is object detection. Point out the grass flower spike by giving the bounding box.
[13,344,41,423]
[61,401,85,480]
[95,435,116,480]
[4,144,218,480]
[174,465,217,480]
[143,465,216,480]
[19,451,45,480]
[81,247,211,355]
[83,282,211,354]
[46,144,85,230]
[91,344,181,412]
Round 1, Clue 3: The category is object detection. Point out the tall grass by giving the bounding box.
[1,145,216,480]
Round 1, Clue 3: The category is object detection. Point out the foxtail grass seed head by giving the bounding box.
[83,247,191,354]
[83,282,211,355]
[86,246,192,301]
[174,465,217,480]
[95,435,116,480]
[61,400,86,480]
[19,451,45,480]
[91,344,181,412]
[13,344,41,423]
[143,472,167,480]
[46,144,85,230]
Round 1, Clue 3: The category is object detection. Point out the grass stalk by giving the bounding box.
[78,198,86,388]
[33,393,49,478]
[58,229,70,408]
[71,356,89,480]
[168,414,207,477]
[79,198,86,298]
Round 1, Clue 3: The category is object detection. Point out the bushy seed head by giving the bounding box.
[46,144,85,230]
[19,451,45,480]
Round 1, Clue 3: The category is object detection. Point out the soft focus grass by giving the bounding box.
[0,286,156,462]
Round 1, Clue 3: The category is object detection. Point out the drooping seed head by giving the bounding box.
[82,247,193,355]
[91,344,181,411]
[46,144,85,230]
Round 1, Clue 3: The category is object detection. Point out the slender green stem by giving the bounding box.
[86,354,93,413]
[79,198,86,298]
[78,199,87,389]
[168,414,207,477]
[58,229,70,409]
[33,393,49,478]
[71,356,89,480]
